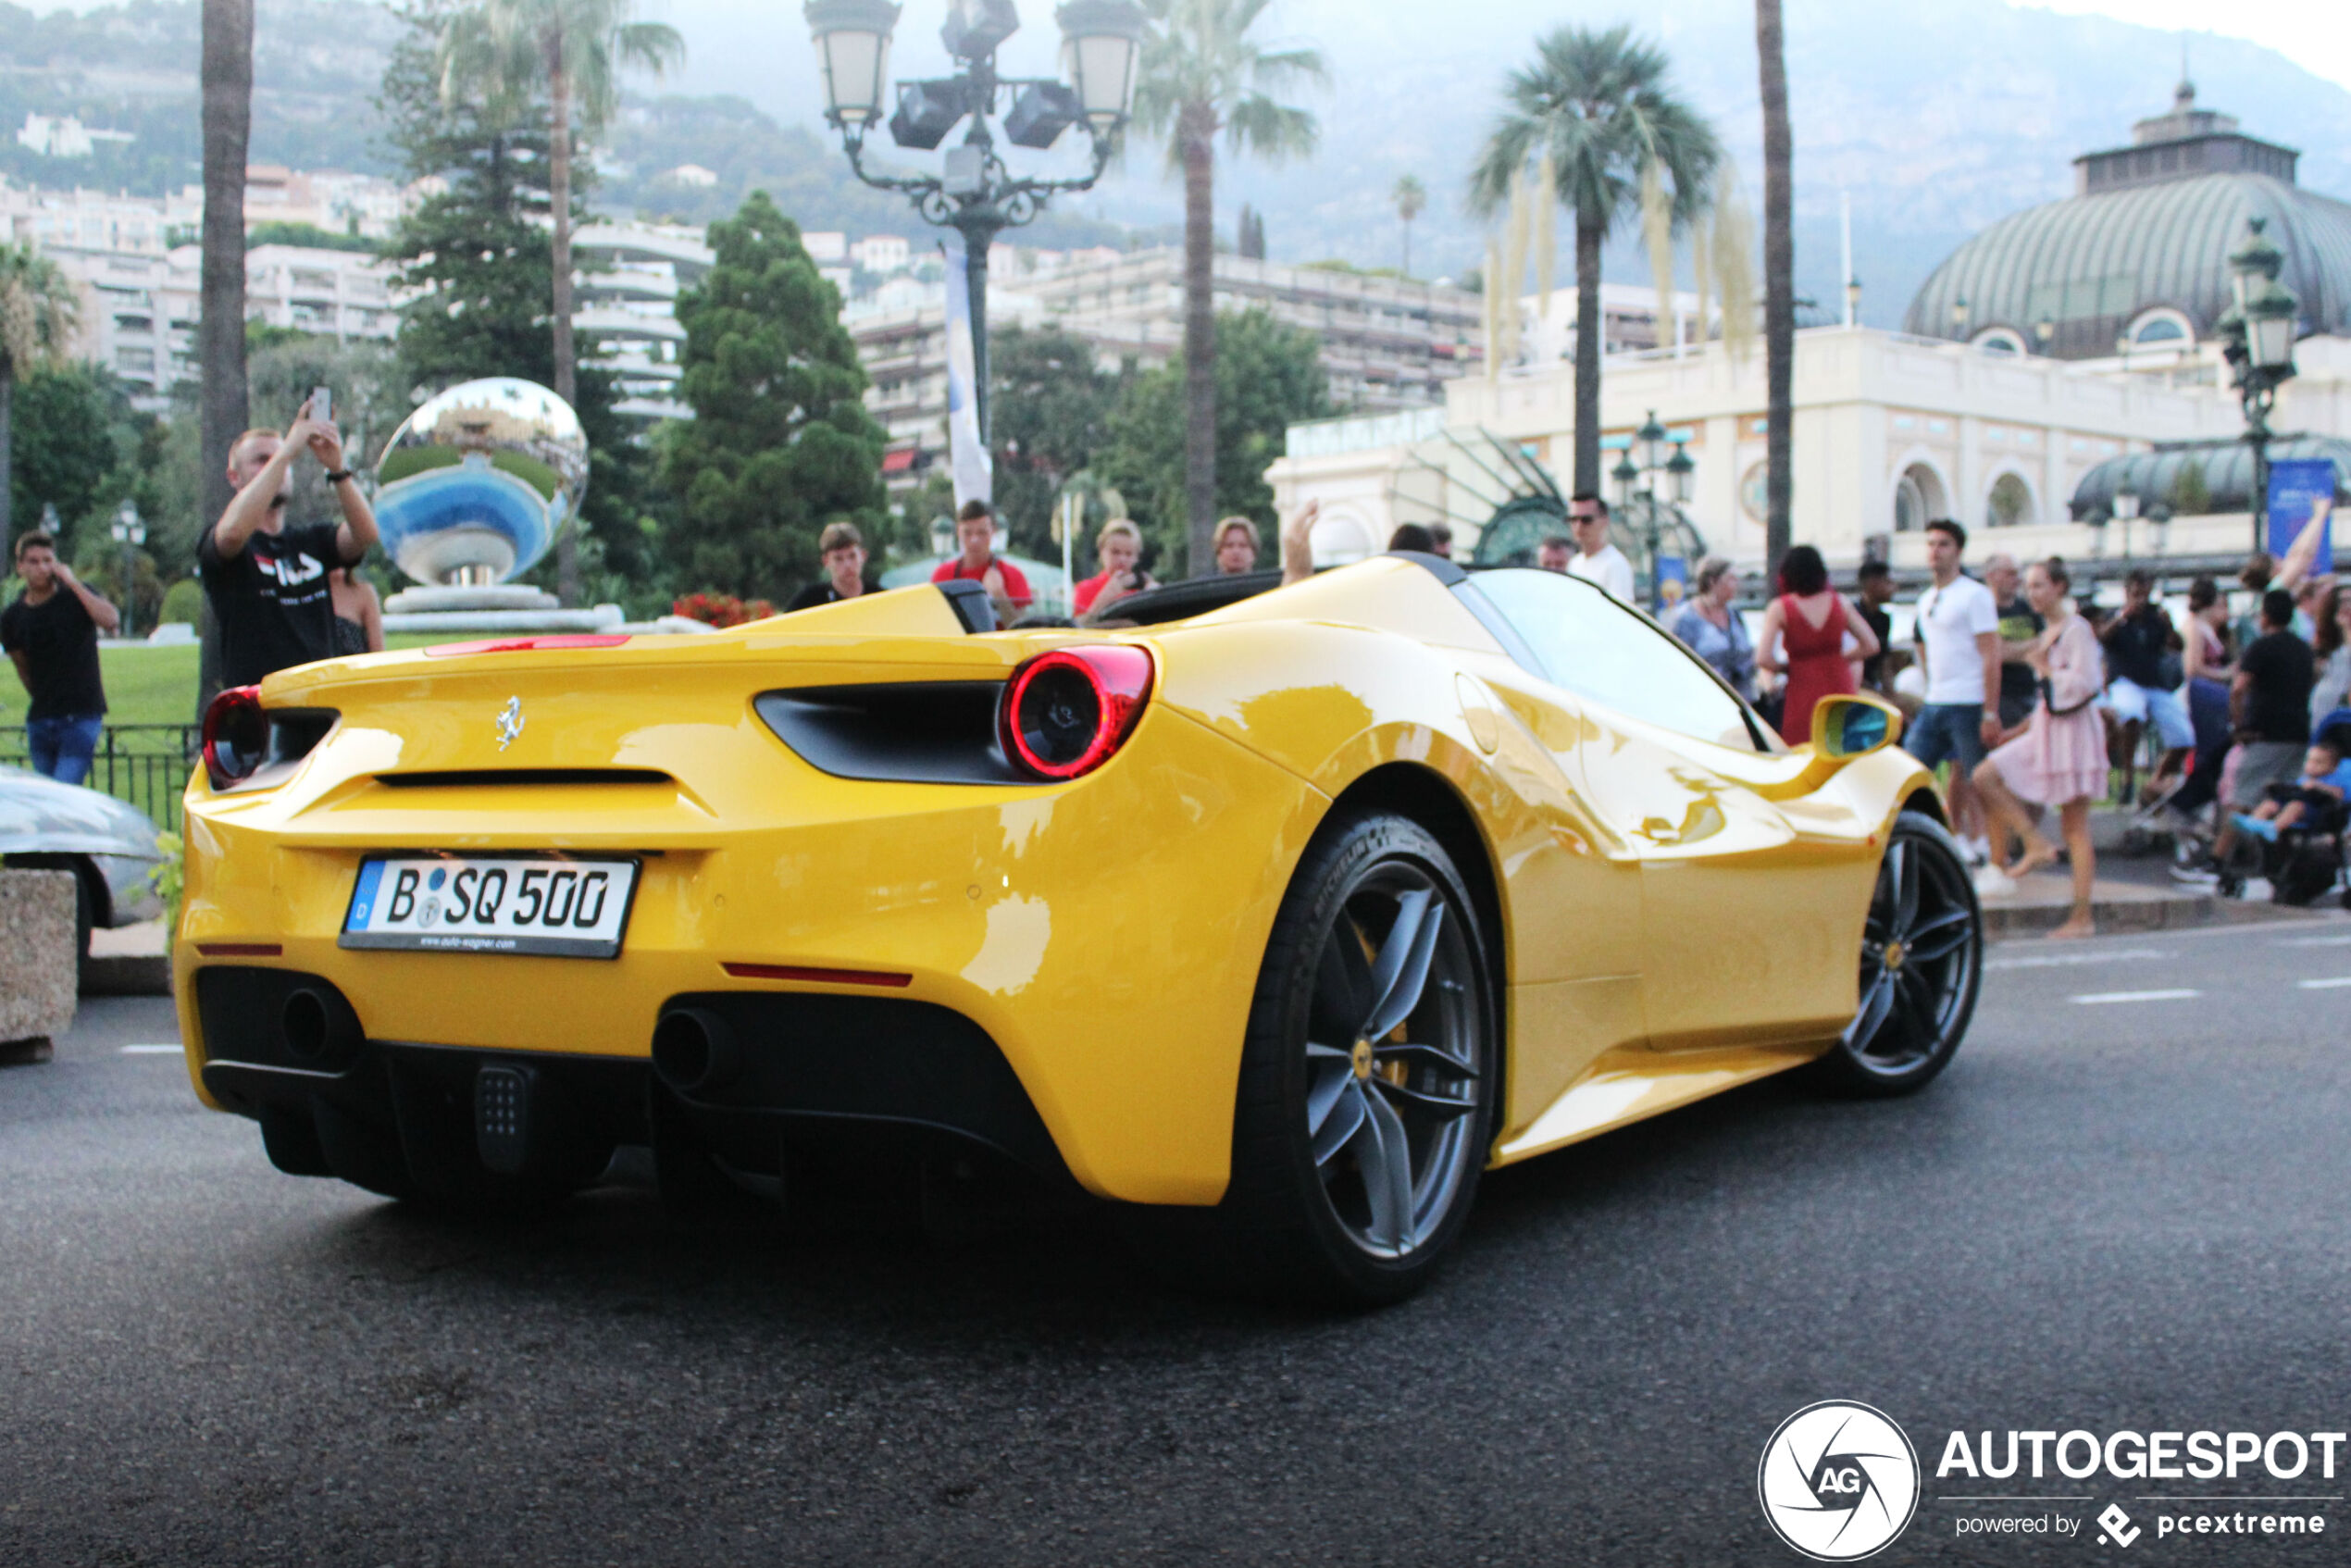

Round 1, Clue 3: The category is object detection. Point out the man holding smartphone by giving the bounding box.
[199,393,380,688]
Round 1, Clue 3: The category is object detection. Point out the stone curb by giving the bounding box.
[1983,890,2329,940]
[81,955,173,998]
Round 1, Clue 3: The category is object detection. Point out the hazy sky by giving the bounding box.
[2020,0,2351,93]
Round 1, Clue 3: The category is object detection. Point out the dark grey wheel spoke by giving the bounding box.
[1845,968,1897,1048]
[1357,1088,1416,1253]
[1891,841,1921,935]
[1373,1040,1476,1078]
[1313,923,1375,1041]
[1895,966,1939,1038]
[1372,1075,1478,1119]
[1312,1081,1369,1166]
[1363,890,1444,1040]
[1304,1044,1354,1137]
[1908,906,1973,963]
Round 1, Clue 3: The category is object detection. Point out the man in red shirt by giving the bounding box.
[930,500,1031,626]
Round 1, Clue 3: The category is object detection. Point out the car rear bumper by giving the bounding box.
[173,706,1329,1204]
[192,965,1076,1196]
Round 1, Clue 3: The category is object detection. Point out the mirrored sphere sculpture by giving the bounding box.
[373,378,590,585]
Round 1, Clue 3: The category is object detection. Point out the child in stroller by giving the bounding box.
[2228,722,2351,907]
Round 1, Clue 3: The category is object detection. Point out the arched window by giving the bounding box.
[2128,309,2193,347]
[1972,328,2027,355]
[1894,462,1949,533]
[1986,472,2035,529]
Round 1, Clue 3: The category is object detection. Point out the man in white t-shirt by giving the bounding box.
[1566,493,1636,602]
[1904,517,2004,850]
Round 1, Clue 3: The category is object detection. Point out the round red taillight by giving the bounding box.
[998,646,1154,780]
[201,685,267,789]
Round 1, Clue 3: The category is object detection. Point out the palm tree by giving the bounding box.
[0,244,79,554]
[1133,0,1324,577]
[1755,0,1794,579]
[1471,26,1719,497]
[198,0,253,711]
[437,0,682,604]
[1391,173,1425,279]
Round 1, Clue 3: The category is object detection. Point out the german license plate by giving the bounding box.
[341,855,639,958]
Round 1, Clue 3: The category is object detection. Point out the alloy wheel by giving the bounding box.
[1300,865,1485,1260]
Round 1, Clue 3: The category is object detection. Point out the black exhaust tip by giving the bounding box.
[652,1007,740,1096]
[280,987,356,1063]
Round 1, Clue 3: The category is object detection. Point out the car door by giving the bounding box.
[1458,570,1876,1052]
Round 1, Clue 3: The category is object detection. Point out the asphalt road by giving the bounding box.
[5,915,2350,1568]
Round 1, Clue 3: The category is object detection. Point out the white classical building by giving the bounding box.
[1269,326,2351,578]
[1271,84,2351,585]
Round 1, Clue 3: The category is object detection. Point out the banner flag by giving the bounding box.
[941,235,993,510]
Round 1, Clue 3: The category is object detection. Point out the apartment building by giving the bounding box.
[846,246,1487,491]
[571,220,715,421]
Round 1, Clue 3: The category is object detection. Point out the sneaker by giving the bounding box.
[2170,861,2220,888]
[1972,865,2018,897]
[1961,836,1992,866]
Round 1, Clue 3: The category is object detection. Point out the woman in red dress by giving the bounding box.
[1757,545,1881,744]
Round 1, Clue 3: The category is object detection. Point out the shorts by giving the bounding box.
[1996,689,2038,732]
[1904,703,1987,774]
[2232,741,2306,809]
[2105,678,2195,751]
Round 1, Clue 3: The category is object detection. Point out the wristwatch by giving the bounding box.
[324,468,354,484]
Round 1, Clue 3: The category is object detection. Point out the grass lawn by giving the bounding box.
[2,632,452,731]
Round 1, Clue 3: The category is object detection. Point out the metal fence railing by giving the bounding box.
[1,723,199,831]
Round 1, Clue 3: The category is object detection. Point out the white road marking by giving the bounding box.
[2297,977,2351,990]
[119,1044,183,1055]
[2282,936,2351,948]
[2070,989,2203,1005]
[1986,948,2170,971]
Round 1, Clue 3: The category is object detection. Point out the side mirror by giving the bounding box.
[1812,693,1903,760]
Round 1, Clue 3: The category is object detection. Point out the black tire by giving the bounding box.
[1131,809,1499,1305]
[1805,810,1982,1096]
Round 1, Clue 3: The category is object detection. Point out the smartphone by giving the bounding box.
[310,386,332,423]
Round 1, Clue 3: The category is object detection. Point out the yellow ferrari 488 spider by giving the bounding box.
[174,553,1980,1301]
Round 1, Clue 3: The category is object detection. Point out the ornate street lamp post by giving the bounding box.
[2219,216,2300,554]
[804,0,1144,445]
[1611,409,1697,609]
[110,499,145,641]
[2111,480,2139,564]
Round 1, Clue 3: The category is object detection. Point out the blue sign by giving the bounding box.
[2267,458,2337,576]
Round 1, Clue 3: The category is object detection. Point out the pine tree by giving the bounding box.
[659,191,886,599]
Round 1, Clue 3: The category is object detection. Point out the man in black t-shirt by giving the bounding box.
[2,530,119,784]
[2101,568,2192,803]
[1855,559,1897,696]
[198,400,379,690]
[2206,590,2317,877]
[1984,553,2045,732]
[785,521,875,612]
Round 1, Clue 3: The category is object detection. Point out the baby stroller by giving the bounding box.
[2255,711,2351,910]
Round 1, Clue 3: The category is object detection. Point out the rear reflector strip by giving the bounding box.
[425,635,631,657]
[197,942,283,957]
[723,962,913,989]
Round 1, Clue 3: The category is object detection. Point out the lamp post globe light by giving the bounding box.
[109,499,145,641]
[805,0,1144,445]
[2219,216,2301,553]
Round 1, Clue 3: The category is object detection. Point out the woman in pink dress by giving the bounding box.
[1972,557,2105,938]
[1756,545,1880,743]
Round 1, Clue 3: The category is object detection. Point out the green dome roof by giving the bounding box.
[1903,175,2351,358]
[2070,435,2351,521]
